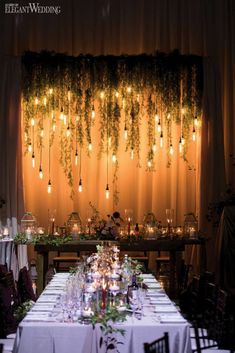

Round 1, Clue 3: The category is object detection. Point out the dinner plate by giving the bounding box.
[160,317,187,324]
[154,307,178,313]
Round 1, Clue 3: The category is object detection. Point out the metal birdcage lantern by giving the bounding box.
[21,212,37,240]
[67,212,82,239]
[184,213,198,238]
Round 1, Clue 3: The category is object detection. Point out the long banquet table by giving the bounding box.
[35,237,206,296]
[13,272,192,353]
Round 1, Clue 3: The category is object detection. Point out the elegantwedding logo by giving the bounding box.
[5,2,61,15]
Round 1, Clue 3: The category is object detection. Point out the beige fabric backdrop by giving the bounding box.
[0,0,234,271]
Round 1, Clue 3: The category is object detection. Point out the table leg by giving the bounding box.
[169,251,177,298]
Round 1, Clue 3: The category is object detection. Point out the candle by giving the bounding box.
[102,280,106,310]
[25,227,31,240]
[88,218,91,235]
[3,227,9,237]
[110,280,119,292]
[128,217,131,235]
[82,307,93,317]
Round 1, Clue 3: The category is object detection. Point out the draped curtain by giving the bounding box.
[0,0,234,271]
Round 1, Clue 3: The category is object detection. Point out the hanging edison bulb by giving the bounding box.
[60,108,64,121]
[105,184,110,199]
[112,153,117,163]
[28,143,32,153]
[194,116,198,126]
[31,118,35,126]
[152,140,157,153]
[52,123,56,132]
[160,131,163,148]
[130,148,134,160]
[63,115,67,125]
[181,136,185,145]
[32,152,35,168]
[49,88,53,95]
[127,86,131,93]
[47,180,52,194]
[108,136,112,148]
[66,126,70,137]
[35,97,39,105]
[124,125,128,140]
[155,114,159,123]
[100,91,105,99]
[40,129,44,138]
[147,160,152,168]
[67,89,71,102]
[157,120,161,133]
[170,143,174,155]
[91,105,95,119]
[179,138,183,153]
[75,150,78,166]
[88,143,92,152]
[192,127,196,141]
[78,178,82,193]
[115,91,119,98]
[39,166,43,179]
[43,97,47,106]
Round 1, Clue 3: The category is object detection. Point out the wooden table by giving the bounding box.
[34,237,206,297]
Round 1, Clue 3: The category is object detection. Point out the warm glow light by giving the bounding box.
[181,136,185,145]
[66,126,70,137]
[167,113,171,120]
[35,97,39,105]
[78,179,82,192]
[52,124,56,132]
[100,91,105,99]
[194,117,198,126]
[182,107,185,115]
[40,129,44,137]
[124,127,128,140]
[127,86,131,93]
[63,115,67,125]
[39,167,43,179]
[112,154,117,163]
[32,153,35,168]
[155,114,159,123]
[157,121,161,132]
[43,97,47,106]
[130,148,134,160]
[192,128,196,141]
[136,93,140,102]
[75,151,78,166]
[108,136,112,147]
[68,90,71,101]
[179,140,182,153]
[88,143,92,151]
[47,180,52,193]
[147,160,152,168]
[105,184,110,199]
[160,131,164,148]
[49,88,53,95]
[115,91,119,98]
[31,118,35,126]
[91,107,95,119]
[60,109,64,120]
[170,144,174,155]
[28,143,32,153]
[152,142,157,153]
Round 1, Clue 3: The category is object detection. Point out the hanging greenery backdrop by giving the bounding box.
[22,50,203,204]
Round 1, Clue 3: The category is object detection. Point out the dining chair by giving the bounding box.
[17,266,36,303]
[144,332,170,353]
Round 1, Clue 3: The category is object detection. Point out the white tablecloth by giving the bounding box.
[13,274,192,353]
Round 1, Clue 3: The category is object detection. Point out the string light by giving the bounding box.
[39,166,43,179]
[160,131,163,148]
[170,143,174,155]
[78,178,82,193]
